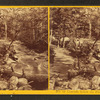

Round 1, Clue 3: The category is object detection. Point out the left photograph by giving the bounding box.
[0,7,48,90]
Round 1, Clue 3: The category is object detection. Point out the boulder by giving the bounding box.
[91,76,100,90]
[1,64,12,75]
[11,63,24,77]
[9,84,18,90]
[68,78,79,90]
[79,79,91,90]
[68,69,78,79]
[0,81,8,90]
[18,78,28,86]
[55,87,64,90]
[24,68,34,79]
[68,76,89,90]
[9,76,19,85]
[18,85,32,90]
[49,78,55,90]
[10,62,30,78]
[62,82,69,89]
[93,62,100,72]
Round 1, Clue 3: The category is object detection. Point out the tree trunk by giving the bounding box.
[89,39,98,62]
[57,39,60,48]
[89,20,92,39]
[32,28,35,44]
[91,39,98,50]
[63,20,66,48]
[50,29,53,45]
[4,21,7,40]
[77,57,80,70]
[85,9,92,39]
[62,37,65,48]
[5,32,18,62]
[34,28,37,41]
[33,29,35,40]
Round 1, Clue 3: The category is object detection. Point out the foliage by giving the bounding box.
[0,8,48,53]
[50,47,55,63]
[67,38,99,70]
[50,8,100,39]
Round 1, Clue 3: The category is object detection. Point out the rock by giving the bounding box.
[9,84,18,90]
[55,87,64,90]
[24,67,48,82]
[0,81,8,90]
[24,68,34,79]
[1,65,12,75]
[57,81,63,86]
[7,58,16,64]
[11,63,24,77]
[62,82,69,89]
[68,78,79,90]
[50,78,55,90]
[10,62,30,78]
[37,63,48,74]
[79,79,91,90]
[63,82,69,86]
[55,80,60,87]
[56,77,63,81]
[9,76,19,85]
[91,76,100,90]
[94,62,100,72]
[18,85,32,90]
[59,74,68,80]
[20,58,38,69]
[18,78,28,86]
[68,69,78,79]
[91,57,99,63]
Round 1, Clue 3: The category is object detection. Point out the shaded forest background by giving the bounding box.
[0,8,48,53]
[50,7,100,41]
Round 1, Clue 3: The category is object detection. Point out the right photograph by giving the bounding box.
[50,7,100,90]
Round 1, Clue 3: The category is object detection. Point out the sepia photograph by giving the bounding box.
[0,7,48,90]
[50,7,100,90]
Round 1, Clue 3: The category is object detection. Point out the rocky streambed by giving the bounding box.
[0,40,48,90]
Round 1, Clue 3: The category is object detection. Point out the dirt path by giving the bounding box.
[50,40,100,90]
[51,39,100,74]
[51,46,74,74]
[50,45,75,90]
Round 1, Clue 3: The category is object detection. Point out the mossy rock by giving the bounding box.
[0,81,8,90]
[18,78,28,87]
